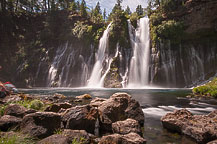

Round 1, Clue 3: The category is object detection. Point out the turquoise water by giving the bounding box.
[19,88,217,144]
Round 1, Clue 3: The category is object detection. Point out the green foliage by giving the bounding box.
[0,134,35,144]
[54,129,63,134]
[125,6,131,15]
[192,77,217,98]
[29,99,44,111]
[72,21,89,39]
[211,90,217,98]
[0,135,17,144]
[71,137,85,144]
[136,5,144,16]
[156,20,184,43]
[0,105,7,116]
[129,12,138,29]
[80,0,87,17]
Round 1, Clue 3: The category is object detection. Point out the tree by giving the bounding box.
[125,6,131,15]
[95,2,101,14]
[136,5,143,16]
[80,0,87,17]
[103,8,106,20]
[76,1,80,12]
[91,2,103,23]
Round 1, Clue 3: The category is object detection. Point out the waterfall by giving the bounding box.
[127,17,150,88]
[87,23,112,87]
[47,42,90,87]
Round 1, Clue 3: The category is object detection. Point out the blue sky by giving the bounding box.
[83,0,148,14]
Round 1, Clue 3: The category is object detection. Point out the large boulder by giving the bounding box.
[0,115,22,131]
[99,132,146,144]
[61,105,98,134]
[161,109,217,143]
[90,98,107,107]
[112,118,142,135]
[161,109,193,133]
[20,112,61,139]
[45,102,72,113]
[4,104,36,118]
[62,129,95,144]
[37,134,71,144]
[97,93,144,134]
[38,129,95,144]
[207,139,217,144]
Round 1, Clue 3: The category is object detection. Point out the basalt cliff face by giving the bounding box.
[150,0,217,87]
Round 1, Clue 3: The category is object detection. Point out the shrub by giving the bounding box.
[156,20,184,43]
[211,90,217,98]
[29,100,44,111]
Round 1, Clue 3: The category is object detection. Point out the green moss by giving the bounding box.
[29,100,44,111]
[0,105,8,116]
[192,77,217,98]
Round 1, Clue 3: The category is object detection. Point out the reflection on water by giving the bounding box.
[19,88,217,144]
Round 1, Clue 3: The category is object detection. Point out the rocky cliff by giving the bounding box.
[150,0,217,87]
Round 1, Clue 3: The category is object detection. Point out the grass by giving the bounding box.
[192,77,217,98]
[0,99,47,116]
[71,137,85,144]
[0,133,35,144]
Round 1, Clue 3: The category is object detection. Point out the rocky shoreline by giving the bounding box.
[0,92,217,144]
[161,109,217,144]
[0,92,146,144]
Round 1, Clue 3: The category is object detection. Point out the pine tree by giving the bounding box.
[103,8,106,20]
[136,5,143,16]
[125,6,131,15]
[80,0,87,17]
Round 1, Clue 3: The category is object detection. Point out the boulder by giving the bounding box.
[37,134,71,144]
[20,112,61,139]
[61,105,98,134]
[38,129,95,144]
[53,93,66,99]
[207,139,217,144]
[45,102,72,113]
[99,132,146,144]
[98,93,144,134]
[90,98,107,107]
[161,109,217,143]
[2,95,22,103]
[112,118,142,135]
[161,109,193,133]
[0,115,22,131]
[76,94,92,99]
[62,129,95,144]
[4,104,36,118]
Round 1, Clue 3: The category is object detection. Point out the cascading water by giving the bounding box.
[127,17,150,88]
[87,23,112,87]
[46,42,91,87]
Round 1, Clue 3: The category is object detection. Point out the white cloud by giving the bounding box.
[83,0,148,14]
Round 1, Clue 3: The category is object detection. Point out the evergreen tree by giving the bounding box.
[76,1,80,12]
[125,6,131,15]
[80,0,87,17]
[136,5,143,16]
[95,2,101,14]
[103,8,106,20]
[91,2,103,23]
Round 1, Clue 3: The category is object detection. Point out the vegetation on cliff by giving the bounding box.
[147,0,186,46]
[192,77,217,98]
